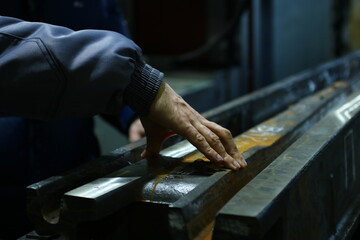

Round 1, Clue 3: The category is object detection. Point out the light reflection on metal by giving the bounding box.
[142,176,205,203]
[214,90,360,239]
[161,140,197,158]
[335,94,360,123]
[65,177,139,199]
[307,80,316,92]
[23,52,360,240]
[168,81,351,240]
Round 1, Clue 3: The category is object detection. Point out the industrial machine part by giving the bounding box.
[21,51,360,240]
[214,89,360,240]
[167,81,353,240]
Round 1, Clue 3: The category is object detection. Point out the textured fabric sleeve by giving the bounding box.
[0,16,163,120]
[124,60,163,115]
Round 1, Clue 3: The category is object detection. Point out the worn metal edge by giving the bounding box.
[214,89,360,238]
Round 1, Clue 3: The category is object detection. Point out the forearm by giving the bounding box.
[0,16,162,119]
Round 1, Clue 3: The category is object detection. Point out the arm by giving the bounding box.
[0,16,245,170]
[0,16,161,119]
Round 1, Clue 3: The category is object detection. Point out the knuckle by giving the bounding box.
[195,133,205,143]
[210,135,221,145]
[224,128,232,137]
[183,124,194,135]
[223,129,232,138]
[206,147,215,155]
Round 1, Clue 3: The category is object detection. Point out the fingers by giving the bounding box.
[205,121,247,168]
[193,122,228,161]
[182,121,245,171]
[141,131,176,158]
[129,131,142,142]
[140,119,177,159]
[143,82,245,170]
[129,118,145,142]
[188,108,246,169]
[141,134,163,159]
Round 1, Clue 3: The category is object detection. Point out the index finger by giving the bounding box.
[181,123,241,170]
[205,121,247,167]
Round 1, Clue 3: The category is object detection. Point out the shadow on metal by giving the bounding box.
[213,89,360,240]
[23,51,360,239]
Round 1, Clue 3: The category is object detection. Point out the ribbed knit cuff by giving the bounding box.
[124,61,163,115]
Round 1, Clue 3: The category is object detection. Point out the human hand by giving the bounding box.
[128,118,145,142]
[140,83,247,170]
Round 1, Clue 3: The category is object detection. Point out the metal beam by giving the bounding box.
[25,51,360,238]
[167,81,354,239]
[213,89,360,239]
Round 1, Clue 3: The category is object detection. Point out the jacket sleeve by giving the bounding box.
[0,16,163,120]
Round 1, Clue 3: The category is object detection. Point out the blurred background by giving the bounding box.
[97,0,360,152]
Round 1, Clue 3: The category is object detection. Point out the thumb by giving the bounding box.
[141,131,177,158]
[141,134,165,159]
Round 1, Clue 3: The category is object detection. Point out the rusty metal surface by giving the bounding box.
[27,80,356,239]
[167,81,354,240]
[24,51,360,239]
[213,89,360,240]
[27,51,360,194]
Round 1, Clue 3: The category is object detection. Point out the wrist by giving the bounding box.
[124,61,163,115]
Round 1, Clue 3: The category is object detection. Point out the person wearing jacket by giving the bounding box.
[0,13,246,240]
[0,1,141,238]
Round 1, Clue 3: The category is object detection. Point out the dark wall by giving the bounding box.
[132,0,207,55]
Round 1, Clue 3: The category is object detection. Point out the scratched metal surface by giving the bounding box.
[29,80,352,239]
[24,51,360,239]
[167,81,353,240]
[214,89,360,240]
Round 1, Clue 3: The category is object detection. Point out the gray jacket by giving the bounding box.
[0,16,163,119]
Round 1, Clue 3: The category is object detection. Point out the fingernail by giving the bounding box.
[241,159,247,167]
[216,154,224,161]
[233,161,241,169]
